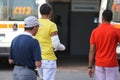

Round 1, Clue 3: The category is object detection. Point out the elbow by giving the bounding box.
[51,35,65,51]
[53,42,65,51]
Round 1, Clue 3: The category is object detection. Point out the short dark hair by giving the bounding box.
[40,3,52,15]
[102,9,113,22]
[24,27,34,30]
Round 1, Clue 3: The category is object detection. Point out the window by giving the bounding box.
[9,0,38,21]
[0,0,7,21]
[108,0,120,22]
[0,0,38,21]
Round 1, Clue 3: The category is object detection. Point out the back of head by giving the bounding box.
[102,9,113,22]
[40,3,52,15]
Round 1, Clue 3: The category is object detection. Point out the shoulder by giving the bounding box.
[108,24,120,33]
[92,26,99,33]
[48,20,57,26]
[92,23,105,32]
[31,38,39,43]
[30,38,40,47]
[48,21,58,31]
[113,27,120,34]
[17,35,35,41]
[39,18,56,25]
[12,34,24,41]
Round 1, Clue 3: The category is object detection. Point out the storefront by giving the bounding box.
[48,0,101,55]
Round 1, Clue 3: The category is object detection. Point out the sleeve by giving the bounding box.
[50,23,58,33]
[90,30,95,44]
[50,22,65,51]
[9,40,14,59]
[116,28,120,42]
[51,35,65,51]
[33,39,42,61]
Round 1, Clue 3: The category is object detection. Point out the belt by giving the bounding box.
[15,64,34,70]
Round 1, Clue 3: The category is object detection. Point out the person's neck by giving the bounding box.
[102,20,110,24]
[41,15,50,19]
[25,30,33,36]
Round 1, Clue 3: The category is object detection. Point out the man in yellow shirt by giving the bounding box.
[35,3,65,80]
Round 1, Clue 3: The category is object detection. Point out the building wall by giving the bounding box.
[50,0,101,55]
[70,12,98,55]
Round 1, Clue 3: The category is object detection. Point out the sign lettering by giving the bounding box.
[13,6,31,15]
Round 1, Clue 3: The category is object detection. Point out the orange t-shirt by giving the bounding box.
[90,23,120,67]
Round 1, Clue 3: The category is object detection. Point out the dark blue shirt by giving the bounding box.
[9,34,41,68]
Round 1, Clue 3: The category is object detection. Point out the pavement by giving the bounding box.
[41,55,89,80]
[57,55,88,69]
[0,55,91,80]
[1,55,120,80]
[55,55,90,80]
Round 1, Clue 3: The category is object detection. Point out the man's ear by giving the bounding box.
[33,26,36,30]
[102,16,104,22]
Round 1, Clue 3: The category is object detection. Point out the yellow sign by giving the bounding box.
[13,6,31,15]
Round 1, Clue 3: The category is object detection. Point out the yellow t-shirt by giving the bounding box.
[35,18,58,60]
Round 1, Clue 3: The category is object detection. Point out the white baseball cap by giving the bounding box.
[24,16,40,28]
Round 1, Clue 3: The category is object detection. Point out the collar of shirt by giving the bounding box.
[22,31,33,37]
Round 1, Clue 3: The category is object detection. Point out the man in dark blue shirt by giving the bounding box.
[8,16,42,80]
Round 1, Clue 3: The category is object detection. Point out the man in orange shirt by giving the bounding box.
[88,9,120,80]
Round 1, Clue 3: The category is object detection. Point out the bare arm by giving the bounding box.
[51,31,57,37]
[35,61,42,68]
[88,44,96,78]
[88,44,96,67]
[8,59,14,64]
[51,31,65,51]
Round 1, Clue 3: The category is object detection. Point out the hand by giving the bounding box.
[57,44,65,51]
[54,48,57,51]
[54,44,65,51]
[8,59,14,64]
[35,61,42,68]
[88,68,94,78]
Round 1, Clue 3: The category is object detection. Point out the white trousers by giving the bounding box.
[95,66,119,80]
[37,60,57,80]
